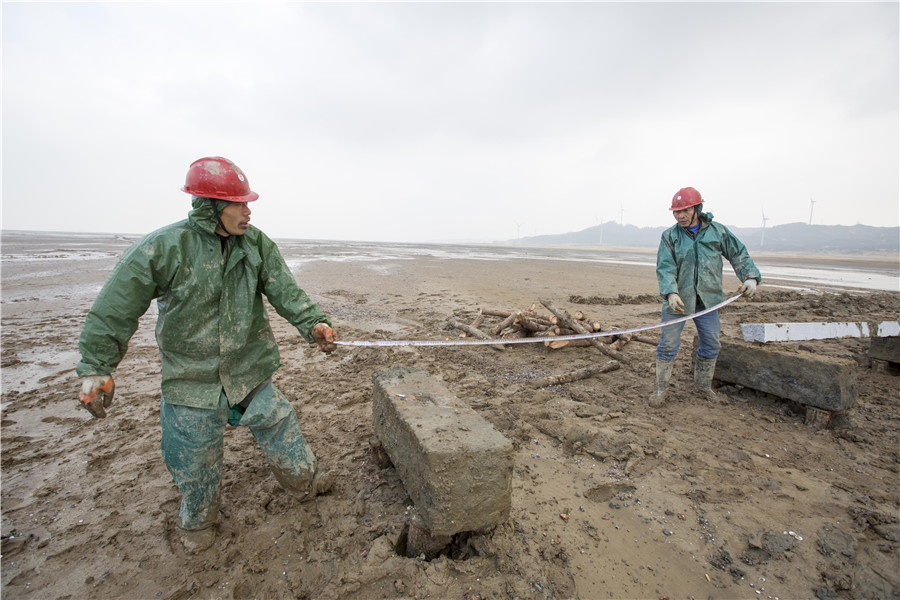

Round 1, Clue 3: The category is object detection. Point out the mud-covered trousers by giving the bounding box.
[656,308,722,361]
[160,381,317,533]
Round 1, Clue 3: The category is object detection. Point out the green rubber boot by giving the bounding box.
[694,356,719,402]
[648,358,675,408]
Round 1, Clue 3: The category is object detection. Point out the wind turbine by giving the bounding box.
[760,208,769,247]
[809,197,816,225]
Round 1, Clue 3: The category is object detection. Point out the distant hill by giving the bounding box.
[510,221,900,253]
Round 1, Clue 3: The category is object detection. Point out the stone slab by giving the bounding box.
[740,321,900,343]
[714,340,858,411]
[371,366,514,536]
[869,336,900,364]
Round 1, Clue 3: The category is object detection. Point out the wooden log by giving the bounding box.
[571,310,601,331]
[519,312,554,327]
[546,339,593,350]
[609,339,630,352]
[480,309,512,318]
[530,361,620,388]
[490,312,517,335]
[633,334,658,346]
[514,314,550,333]
[608,332,633,352]
[540,299,627,363]
[448,318,505,351]
[406,514,452,559]
[593,330,618,344]
[520,309,558,326]
[804,406,832,431]
[500,330,528,340]
[550,327,579,336]
[470,313,485,330]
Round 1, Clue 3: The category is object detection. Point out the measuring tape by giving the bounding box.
[333,293,745,348]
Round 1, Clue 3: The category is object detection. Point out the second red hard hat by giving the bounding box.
[670,187,702,211]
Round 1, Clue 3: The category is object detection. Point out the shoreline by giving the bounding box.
[4,229,899,268]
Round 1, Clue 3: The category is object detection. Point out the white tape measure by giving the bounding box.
[333,294,744,348]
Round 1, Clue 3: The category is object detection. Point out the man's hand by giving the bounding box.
[739,278,758,298]
[312,323,337,353]
[667,293,685,314]
[79,375,115,418]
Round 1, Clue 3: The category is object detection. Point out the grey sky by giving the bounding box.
[3,2,897,243]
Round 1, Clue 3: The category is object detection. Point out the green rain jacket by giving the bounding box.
[657,212,761,316]
[76,197,331,408]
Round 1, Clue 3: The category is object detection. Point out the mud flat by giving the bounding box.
[2,230,899,600]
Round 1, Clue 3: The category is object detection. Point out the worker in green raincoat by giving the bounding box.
[650,186,761,408]
[76,156,339,553]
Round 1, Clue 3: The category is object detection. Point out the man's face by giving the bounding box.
[673,206,698,228]
[217,201,252,236]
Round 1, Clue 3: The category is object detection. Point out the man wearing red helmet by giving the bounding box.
[76,156,339,553]
[650,186,761,408]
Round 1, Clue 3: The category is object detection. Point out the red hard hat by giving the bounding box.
[670,187,702,211]
[181,156,259,202]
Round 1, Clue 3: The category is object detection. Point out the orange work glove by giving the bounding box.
[312,323,337,353]
[79,375,115,418]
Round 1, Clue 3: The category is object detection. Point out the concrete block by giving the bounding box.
[869,336,900,364]
[741,320,900,343]
[372,366,514,536]
[714,340,858,411]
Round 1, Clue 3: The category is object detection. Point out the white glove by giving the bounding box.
[79,375,115,418]
[667,293,685,314]
[739,279,758,298]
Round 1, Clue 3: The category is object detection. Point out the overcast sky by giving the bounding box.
[3,2,897,243]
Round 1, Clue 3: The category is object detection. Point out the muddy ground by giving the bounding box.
[2,233,899,600]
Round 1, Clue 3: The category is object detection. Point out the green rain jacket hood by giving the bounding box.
[77,197,330,408]
[656,211,761,316]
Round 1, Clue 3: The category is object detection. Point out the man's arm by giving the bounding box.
[656,235,680,300]
[257,235,331,343]
[719,225,761,286]
[76,239,166,418]
[76,242,164,376]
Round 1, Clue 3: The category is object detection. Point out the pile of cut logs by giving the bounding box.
[447,298,658,363]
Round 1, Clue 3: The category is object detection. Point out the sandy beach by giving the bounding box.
[2,231,899,600]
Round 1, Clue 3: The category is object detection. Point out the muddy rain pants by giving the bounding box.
[160,382,318,532]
